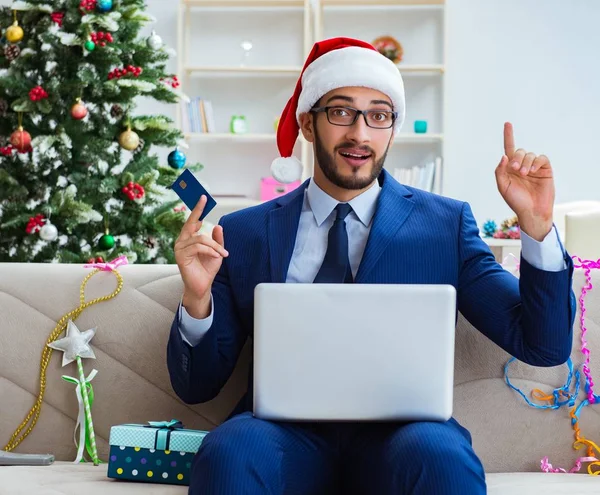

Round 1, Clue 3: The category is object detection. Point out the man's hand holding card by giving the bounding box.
[172,170,227,319]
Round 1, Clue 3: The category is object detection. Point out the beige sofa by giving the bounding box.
[1,262,600,494]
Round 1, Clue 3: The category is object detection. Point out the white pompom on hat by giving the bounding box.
[271,37,406,184]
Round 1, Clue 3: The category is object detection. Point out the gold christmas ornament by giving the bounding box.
[118,127,140,151]
[6,22,24,43]
[501,215,519,230]
[6,11,24,44]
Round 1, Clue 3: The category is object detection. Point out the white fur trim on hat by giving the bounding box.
[296,46,405,134]
[271,156,303,184]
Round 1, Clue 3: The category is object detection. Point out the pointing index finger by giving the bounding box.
[504,122,515,158]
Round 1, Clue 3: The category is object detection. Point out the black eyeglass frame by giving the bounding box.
[310,106,398,129]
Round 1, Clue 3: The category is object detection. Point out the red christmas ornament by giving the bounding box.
[10,127,32,153]
[80,0,97,12]
[160,76,180,89]
[29,86,49,102]
[122,181,145,200]
[90,31,113,47]
[50,12,65,26]
[108,65,143,80]
[26,214,46,234]
[71,99,88,120]
[87,256,105,264]
[0,144,13,156]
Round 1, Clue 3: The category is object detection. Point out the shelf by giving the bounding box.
[184,65,443,78]
[323,0,444,5]
[398,64,445,74]
[184,133,278,143]
[184,0,305,6]
[482,238,521,246]
[213,197,263,208]
[185,66,303,76]
[184,133,443,143]
[395,133,444,143]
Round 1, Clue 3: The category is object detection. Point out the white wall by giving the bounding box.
[444,0,600,223]
[3,0,598,225]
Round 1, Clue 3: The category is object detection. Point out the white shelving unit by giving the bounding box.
[316,0,446,188]
[176,0,446,223]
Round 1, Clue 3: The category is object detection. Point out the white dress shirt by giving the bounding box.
[179,179,567,346]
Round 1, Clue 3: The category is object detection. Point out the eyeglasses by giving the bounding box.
[310,106,397,129]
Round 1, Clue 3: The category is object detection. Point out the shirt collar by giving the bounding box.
[306,178,381,227]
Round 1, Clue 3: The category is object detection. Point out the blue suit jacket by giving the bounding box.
[167,170,575,416]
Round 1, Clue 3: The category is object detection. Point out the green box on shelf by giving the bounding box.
[107,420,208,486]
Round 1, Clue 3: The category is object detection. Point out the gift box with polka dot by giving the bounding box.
[107,423,208,486]
[107,445,196,485]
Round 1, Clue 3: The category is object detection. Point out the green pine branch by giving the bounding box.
[0,0,204,263]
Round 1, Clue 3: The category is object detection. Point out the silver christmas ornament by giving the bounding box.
[147,30,163,50]
[39,222,58,241]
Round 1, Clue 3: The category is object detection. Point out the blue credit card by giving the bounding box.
[170,169,217,221]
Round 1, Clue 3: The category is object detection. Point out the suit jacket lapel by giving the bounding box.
[355,170,415,282]
[267,180,309,283]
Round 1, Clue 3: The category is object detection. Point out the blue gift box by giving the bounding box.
[107,420,208,486]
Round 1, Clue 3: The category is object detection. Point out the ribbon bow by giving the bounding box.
[145,420,184,451]
[147,419,183,430]
[84,255,129,272]
[62,369,98,464]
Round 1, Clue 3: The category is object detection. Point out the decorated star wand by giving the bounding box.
[48,320,100,465]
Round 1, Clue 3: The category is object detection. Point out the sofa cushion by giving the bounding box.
[1,263,600,475]
[1,463,598,495]
[487,472,600,494]
[0,462,186,495]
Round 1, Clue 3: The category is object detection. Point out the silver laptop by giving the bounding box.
[253,283,456,422]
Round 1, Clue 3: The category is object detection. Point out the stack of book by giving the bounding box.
[181,97,216,133]
[393,157,443,194]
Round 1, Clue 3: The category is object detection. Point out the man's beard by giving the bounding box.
[314,127,390,190]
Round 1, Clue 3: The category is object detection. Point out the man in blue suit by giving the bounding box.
[167,37,574,494]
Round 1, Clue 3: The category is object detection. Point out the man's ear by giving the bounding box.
[299,112,314,143]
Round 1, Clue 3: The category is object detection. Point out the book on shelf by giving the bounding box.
[181,97,216,134]
[393,156,443,194]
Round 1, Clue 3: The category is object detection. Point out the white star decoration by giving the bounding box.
[47,320,97,367]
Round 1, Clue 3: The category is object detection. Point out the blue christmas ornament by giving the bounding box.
[482,219,497,238]
[168,148,186,169]
[96,0,113,13]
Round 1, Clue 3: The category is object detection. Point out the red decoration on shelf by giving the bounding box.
[29,86,49,102]
[108,65,143,80]
[160,76,180,89]
[122,181,145,200]
[493,228,521,240]
[50,12,65,26]
[80,0,97,12]
[0,144,14,156]
[87,256,105,264]
[90,31,114,47]
[26,214,46,234]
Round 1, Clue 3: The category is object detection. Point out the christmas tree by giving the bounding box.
[0,0,201,263]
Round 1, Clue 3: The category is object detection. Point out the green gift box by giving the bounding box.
[107,420,208,486]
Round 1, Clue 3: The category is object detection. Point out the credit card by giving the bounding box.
[170,169,217,221]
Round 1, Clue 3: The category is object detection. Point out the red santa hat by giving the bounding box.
[271,37,406,184]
